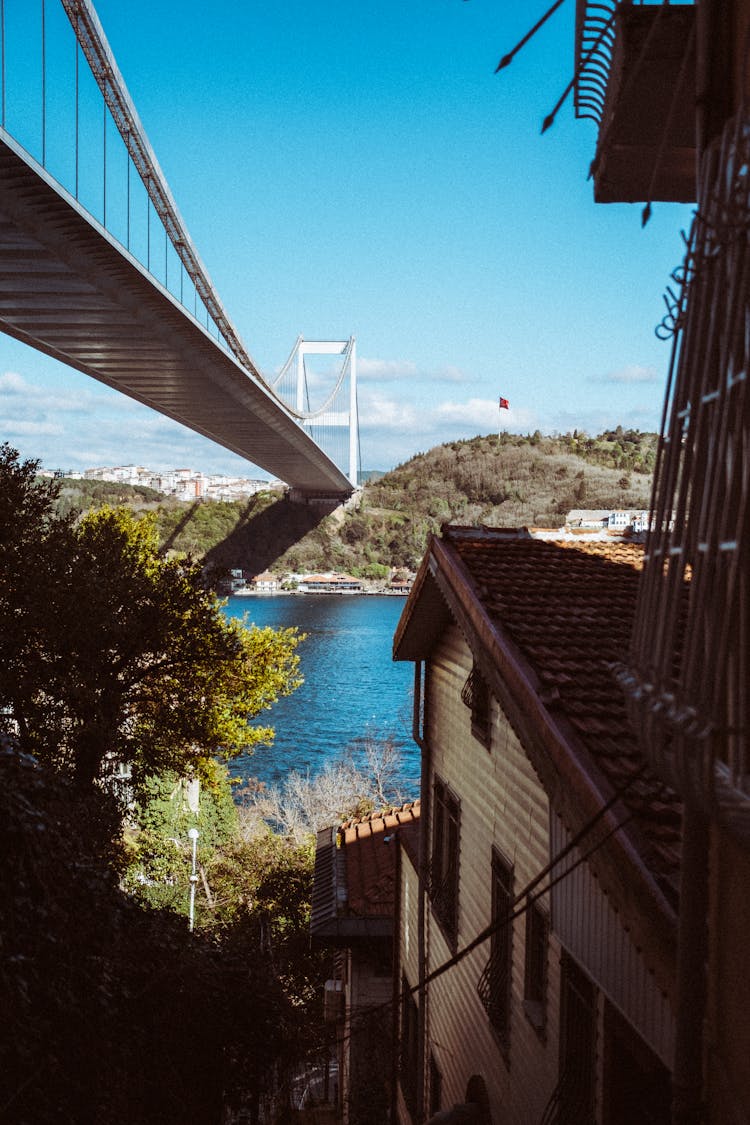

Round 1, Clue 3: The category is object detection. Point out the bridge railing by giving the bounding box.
[0,0,261,377]
[0,0,360,487]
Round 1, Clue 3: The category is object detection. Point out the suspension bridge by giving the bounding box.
[0,0,359,497]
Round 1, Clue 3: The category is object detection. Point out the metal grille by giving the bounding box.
[573,1,617,125]
[430,779,460,940]
[477,852,513,1045]
[461,665,491,745]
[618,109,750,839]
[477,942,511,1038]
[540,956,597,1125]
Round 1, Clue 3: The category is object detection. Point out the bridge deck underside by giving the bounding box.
[0,137,352,496]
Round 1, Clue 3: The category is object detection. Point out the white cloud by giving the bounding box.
[358,356,468,384]
[358,390,423,432]
[432,397,504,426]
[355,388,545,469]
[597,364,659,384]
[5,420,64,436]
[0,370,26,393]
[358,357,419,381]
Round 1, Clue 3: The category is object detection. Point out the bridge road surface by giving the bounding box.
[0,133,353,497]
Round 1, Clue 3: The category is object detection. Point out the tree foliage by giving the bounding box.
[246,739,407,843]
[0,447,304,792]
[0,744,299,1125]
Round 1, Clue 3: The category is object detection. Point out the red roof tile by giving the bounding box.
[439,528,682,893]
[339,803,421,918]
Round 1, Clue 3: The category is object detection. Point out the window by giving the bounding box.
[558,955,597,1125]
[399,978,419,1117]
[461,662,492,747]
[602,1001,671,1125]
[478,850,513,1050]
[428,1053,442,1119]
[430,777,460,942]
[523,899,549,1033]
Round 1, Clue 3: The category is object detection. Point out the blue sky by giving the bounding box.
[0,0,693,476]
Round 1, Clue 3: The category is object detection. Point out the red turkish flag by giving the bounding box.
[499,397,510,410]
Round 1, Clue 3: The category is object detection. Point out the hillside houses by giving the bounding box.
[81,464,279,501]
[565,509,667,536]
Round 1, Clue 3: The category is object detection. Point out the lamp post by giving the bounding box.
[187,827,199,932]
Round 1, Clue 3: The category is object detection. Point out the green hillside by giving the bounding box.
[56,428,657,576]
[268,428,657,575]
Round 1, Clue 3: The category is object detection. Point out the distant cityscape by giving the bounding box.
[47,464,285,503]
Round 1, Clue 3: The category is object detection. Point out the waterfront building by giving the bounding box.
[297,574,363,594]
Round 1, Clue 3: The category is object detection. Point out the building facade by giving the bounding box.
[393,528,680,1125]
[311,804,420,1125]
[571,2,750,1119]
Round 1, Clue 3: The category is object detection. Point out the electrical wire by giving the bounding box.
[323,760,666,1054]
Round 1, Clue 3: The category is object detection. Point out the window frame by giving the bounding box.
[477,848,514,1056]
[430,776,461,945]
[461,662,492,748]
[523,897,549,1036]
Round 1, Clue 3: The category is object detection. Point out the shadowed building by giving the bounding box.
[393,528,679,1124]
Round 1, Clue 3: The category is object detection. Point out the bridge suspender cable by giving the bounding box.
[59,0,263,383]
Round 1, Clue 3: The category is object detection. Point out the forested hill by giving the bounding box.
[56,428,658,576]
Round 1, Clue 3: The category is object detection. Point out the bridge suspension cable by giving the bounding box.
[58,0,261,379]
[271,337,359,488]
[274,337,359,488]
[0,0,360,493]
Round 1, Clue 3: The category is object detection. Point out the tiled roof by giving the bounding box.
[441,528,682,893]
[310,802,420,942]
[340,803,421,917]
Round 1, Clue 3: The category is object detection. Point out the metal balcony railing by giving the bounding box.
[574,1,618,126]
[616,108,750,843]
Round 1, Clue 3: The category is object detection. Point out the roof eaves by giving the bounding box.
[424,531,678,996]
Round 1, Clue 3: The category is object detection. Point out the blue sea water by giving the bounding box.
[221,594,420,796]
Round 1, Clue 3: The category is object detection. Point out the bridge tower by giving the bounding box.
[274,337,359,489]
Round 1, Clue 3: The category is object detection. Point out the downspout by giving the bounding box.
[391,831,402,1125]
[414,659,430,1123]
[671,804,709,1125]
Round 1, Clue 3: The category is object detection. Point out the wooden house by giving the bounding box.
[311,803,420,1125]
[392,527,681,1124]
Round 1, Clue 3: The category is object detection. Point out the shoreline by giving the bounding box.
[228,588,409,598]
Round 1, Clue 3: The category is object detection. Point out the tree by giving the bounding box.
[0,743,298,1125]
[0,445,71,746]
[248,739,407,843]
[0,451,304,792]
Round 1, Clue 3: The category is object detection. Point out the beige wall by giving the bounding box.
[396,855,421,1125]
[421,624,560,1123]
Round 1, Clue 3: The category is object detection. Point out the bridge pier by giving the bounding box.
[286,487,354,507]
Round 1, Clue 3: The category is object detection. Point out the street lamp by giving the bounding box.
[187,827,199,932]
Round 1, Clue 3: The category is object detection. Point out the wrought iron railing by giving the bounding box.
[574,1,617,125]
[574,2,697,129]
[477,941,510,1043]
[615,108,750,841]
[538,1061,597,1125]
[429,863,458,940]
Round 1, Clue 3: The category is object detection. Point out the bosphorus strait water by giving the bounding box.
[221,594,419,797]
